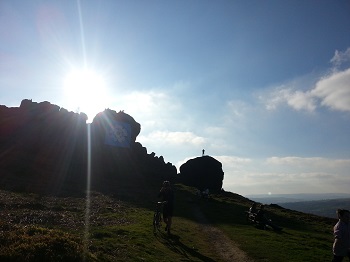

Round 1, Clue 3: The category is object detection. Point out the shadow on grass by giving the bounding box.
[156,233,216,262]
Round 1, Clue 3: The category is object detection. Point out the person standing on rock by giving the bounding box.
[158,181,174,235]
[332,209,350,262]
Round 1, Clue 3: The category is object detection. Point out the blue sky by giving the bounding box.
[1,0,350,196]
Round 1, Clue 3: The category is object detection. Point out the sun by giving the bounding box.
[63,67,109,121]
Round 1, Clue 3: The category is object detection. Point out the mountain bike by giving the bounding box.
[153,201,167,234]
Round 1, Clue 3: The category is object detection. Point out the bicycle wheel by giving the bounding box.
[157,213,162,231]
[153,213,158,234]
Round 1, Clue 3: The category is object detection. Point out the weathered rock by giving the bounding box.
[0,100,176,195]
[179,155,224,193]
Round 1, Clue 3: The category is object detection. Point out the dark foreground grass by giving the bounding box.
[0,185,338,261]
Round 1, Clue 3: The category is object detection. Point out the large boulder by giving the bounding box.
[179,156,224,193]
[91,108,141,146]
[89,109,177,192]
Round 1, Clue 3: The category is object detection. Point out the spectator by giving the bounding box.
[332,209,350,262]
[249,202,258,214]
[255,205,282,231]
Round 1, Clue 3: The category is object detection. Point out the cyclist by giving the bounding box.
[158,180,174,235]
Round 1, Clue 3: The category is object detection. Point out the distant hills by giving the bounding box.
[279,198,350,218]
[246,193,350,204]
[246,193,350,218]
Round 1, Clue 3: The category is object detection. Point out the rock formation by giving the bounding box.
[0,99,176,195]
[178,155,224,193]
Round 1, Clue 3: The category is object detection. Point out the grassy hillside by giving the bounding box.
[0,185,337,261]
[199,191,336,261]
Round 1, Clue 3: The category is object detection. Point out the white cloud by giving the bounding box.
[330,48,350,68]
[266,157,350,174]
[262,68,350,113]
[261,47,350,113]
[267,156,350,166]
[119,90,179,116]
[108,89,187,132]
[203,126,227,136]
[286,90,316,112]
[138,131,206,146]
[214,155,252,168]
[220,155,350,195]
[311,68,350,112]
[262,87,316,112]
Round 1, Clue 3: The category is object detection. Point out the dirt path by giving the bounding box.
[193,206,255,262]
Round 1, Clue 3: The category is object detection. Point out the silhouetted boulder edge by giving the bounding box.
[178,155,224,193]
[0,99,176,195]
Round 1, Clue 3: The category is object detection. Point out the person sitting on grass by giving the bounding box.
[255,205,282,231]
[246,202,258,222]
[158,181,174,235]
[332,209,350,262]
[249,202,258,214]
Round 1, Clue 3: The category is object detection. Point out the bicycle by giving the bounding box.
[153,201,167,234]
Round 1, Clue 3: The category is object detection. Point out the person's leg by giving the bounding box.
[167,216,172,234]
[163,215,168,230]
[163,208,170,230]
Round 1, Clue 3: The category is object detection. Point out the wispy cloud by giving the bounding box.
[215,155,252,168]
[264,88,316,112]
[311,68,350,112]
[217,155,350,195]
[119,90,180,117]
[330,47,350,68]
[138,131,206,146]
[266,157,350,174]
[261,47,350,113]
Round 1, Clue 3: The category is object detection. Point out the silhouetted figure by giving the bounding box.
[202,149,205,156]
[249,203,258,214]
[246,202,258,222]
[332,209,350,262]
[158,181,174,235]
[255,205,282,231]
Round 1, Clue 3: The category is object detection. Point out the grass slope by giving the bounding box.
[0,185,337,261]
[199,191,336,261]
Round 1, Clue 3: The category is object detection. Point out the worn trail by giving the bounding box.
[193,206,255,262]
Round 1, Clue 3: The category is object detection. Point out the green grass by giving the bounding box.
[198,190,335,261]
[0,185,337,261]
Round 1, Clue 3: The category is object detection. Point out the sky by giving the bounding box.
[1,0,350,196]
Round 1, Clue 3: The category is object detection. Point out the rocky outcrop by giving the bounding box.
[0,100,176,195]
[88,109,176,193]
[178,156,224,193]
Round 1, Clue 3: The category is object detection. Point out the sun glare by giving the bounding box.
[63,68,109,121]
